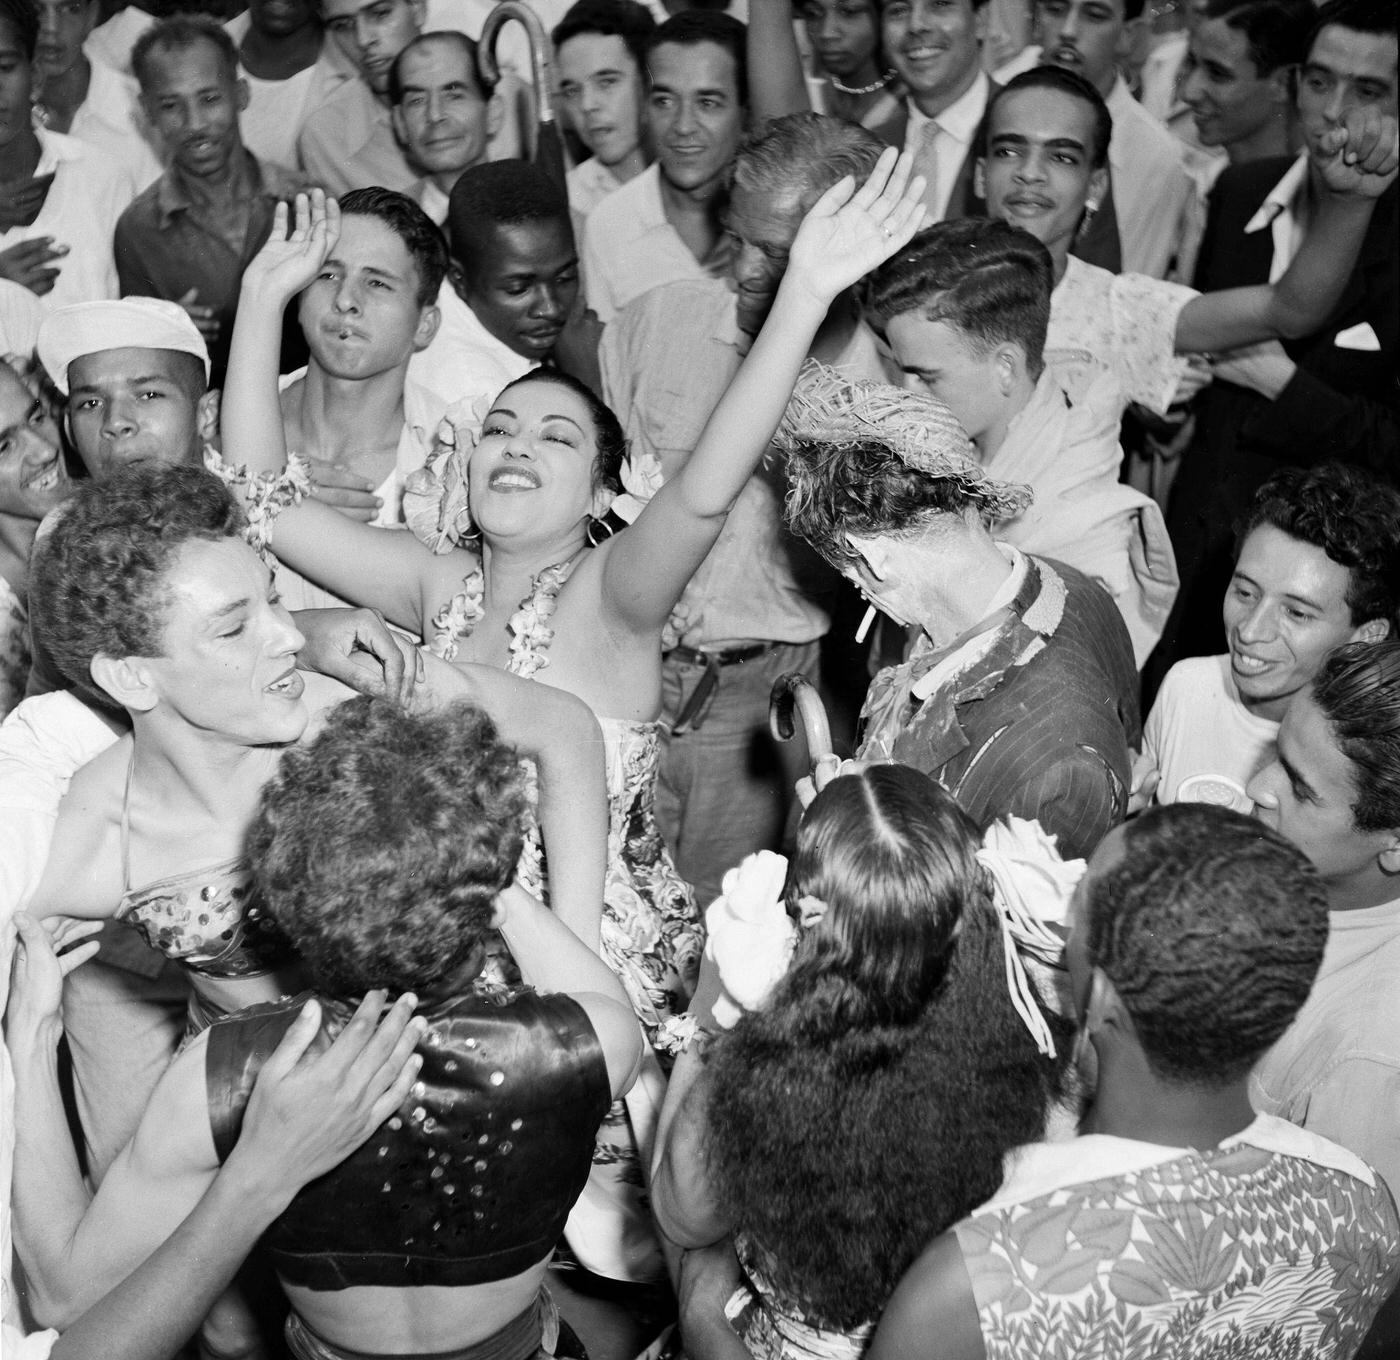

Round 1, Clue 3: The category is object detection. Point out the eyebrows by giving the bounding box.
[487,406,586,435]
[1275,749,1318,803]
[1230,566,1329,614]
[0,397,45,440]
[322,254,407,285]
[68,374,183,398]
[989,130,1088,154]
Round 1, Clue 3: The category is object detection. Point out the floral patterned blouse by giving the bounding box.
[955,1115,1400,1359]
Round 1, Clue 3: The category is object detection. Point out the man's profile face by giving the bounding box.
[140,39,248,181]
[978,85,1106,258]
[1179,15,1282,150]
[881,0,986,115]
[298,213,436,380]
[392,39,495,180]
[65,348,213,480]
[645,40,745,195]
[887,310,1007,446]
[322,0,425,95]
[726,181,808,336]
[1222,523,1370,722]
[458,218,579,361]
[1247,687,1392,893]
[1035,0,1131,98]
[556,32,647,171]
[1297,23,1398,163]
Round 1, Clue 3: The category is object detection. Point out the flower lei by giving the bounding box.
[427,558,577,673]
[204,450,313,559]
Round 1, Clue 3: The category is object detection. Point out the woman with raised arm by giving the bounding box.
[218,160,926,1056]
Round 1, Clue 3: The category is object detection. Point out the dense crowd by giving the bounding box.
[0,0,1396,1357]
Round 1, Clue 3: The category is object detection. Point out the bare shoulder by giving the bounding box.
[868,1232,985,1360]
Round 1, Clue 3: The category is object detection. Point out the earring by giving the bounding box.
[585,514,616,547]
[1077,201,1100,241]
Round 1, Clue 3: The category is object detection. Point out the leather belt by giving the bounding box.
[665,641,779,733]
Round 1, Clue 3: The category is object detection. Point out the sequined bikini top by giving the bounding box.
[114,754,295,981]
[205,985,611,1290]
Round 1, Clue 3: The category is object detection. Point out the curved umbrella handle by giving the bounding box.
[769,673,834,768]
[478,2,557,125]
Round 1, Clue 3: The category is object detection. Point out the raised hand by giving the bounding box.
[1314,107,1399,200]
[244,189,342,304]
[786,146,928,308]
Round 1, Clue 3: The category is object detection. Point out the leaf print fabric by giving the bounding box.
[956,1132,1400,1359]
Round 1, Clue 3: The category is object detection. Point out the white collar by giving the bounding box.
[1245,153,1309,234]
[907,69,989,146]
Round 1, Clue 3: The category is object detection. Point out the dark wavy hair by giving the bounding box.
[1307,0,1397,60]
[1087,804,1329,1087]
[249,698,528,995]
[28,464,243,706]
[338,187,449,308]
[1311,640,1400,833]
[496,368,627,498]
[1205,0,1314,76]
[643,10,748,107]
[1235,463,1400,630]
[986,66,1112,168]
[132,14,239,90]
[785,435,997,571]
[552,0,657,66]
[865,219,1054,377]
[702,768,1069,1330]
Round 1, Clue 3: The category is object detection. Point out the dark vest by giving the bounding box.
[206,986,610,1290]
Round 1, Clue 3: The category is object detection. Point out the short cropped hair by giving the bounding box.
[987,66,1112,169]
[250,698,528,995]
[388,30,491,104]
[447,160,572,270]
[1087,805,1329,1087]
[1235,463,1400,630]
[732,112,883,204]
[338,187,449,307]
[552,0,656,67]
[1311,640,1400,833]
[1204,0,1314,76]
[1307,0,1398,61]
[865,219,1054,377]
[132,14,239,91]
[28,464,243,705]
[643,10,748,107]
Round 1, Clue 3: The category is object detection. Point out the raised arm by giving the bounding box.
[599,147,927,636]
[748,0,817,122]
[1174,106,1398,354]
[221,192,471,633]
[414,653,608,952]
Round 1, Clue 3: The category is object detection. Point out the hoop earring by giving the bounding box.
[585,514,616,547]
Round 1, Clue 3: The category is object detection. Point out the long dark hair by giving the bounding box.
[702,768,1070,1331]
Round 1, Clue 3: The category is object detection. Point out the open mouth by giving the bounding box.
[1230,650,1272,676]
[1050,46,1082,66]
[489,467,541,492]
[22,458,64,492]
[265,669,305,698]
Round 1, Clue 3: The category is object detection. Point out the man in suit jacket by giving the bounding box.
[1152,0,1398,683]
[866,0,995,221]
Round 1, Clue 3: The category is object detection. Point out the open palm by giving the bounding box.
[245,189,343,302]
[787,147,929,305]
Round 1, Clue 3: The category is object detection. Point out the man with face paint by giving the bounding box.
[602,113,894,907]
[868,802,1400,1359]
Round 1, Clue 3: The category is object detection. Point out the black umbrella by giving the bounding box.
[478,2,567,191]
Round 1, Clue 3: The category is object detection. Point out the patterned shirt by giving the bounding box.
[956,1115,1400,1359]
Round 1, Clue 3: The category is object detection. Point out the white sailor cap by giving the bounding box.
[38,297,211,395]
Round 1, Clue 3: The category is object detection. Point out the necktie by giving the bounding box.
[913,121,942,223]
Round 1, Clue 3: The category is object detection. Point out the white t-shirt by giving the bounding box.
[239,64,318,176]
[407,280,532,412]
[1137,653,1279,812]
